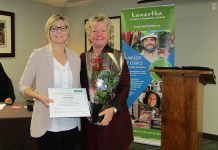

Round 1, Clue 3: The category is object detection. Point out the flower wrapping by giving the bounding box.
[85,51,124,124]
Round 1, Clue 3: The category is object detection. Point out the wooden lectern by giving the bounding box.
[150,68,216,150]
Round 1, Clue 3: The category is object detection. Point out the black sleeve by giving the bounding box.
[6,79,16,103]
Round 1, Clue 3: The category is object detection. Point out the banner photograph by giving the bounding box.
[121,5,175,146]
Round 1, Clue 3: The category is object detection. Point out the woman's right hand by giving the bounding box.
[23,88,53,107]
[38,94,53,107]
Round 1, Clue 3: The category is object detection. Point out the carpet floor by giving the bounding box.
[130,138,218,150]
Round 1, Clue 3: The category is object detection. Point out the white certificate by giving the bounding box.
[48,88,90,118]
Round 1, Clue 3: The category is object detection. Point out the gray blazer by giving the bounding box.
[19,44,81,137]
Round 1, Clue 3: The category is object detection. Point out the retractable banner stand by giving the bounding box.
[121,5,175,146]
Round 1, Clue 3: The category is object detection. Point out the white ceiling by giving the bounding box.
[33,0,104,7]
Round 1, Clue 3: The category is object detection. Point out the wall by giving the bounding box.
[0,0,218,136]
[65,0,218,135]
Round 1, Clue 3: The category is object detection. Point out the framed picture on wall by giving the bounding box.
[84,16,121,51]
[0,10,15,57]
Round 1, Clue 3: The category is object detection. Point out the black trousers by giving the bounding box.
[36,127,80,150]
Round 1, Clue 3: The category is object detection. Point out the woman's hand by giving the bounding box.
[5,98,13,105]
[98,107,115,126]
[23,88,53,107]
[38,94,53,107]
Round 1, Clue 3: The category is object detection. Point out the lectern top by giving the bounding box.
[150,66,216,84]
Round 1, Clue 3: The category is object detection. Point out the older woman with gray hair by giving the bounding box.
[80,13,133,150]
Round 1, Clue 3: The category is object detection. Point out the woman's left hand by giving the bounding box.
[98,107,115,126]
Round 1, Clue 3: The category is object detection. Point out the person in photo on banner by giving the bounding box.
[169,31,175,52]
[80,13,133,150]
[0,62,16,105]
[134,88,161,129]
[140,32,169,63]
[19,14,81,150]
[142,90,161,118]
[140,32,159,62]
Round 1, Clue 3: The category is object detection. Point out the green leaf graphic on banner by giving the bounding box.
[149,59,172,81]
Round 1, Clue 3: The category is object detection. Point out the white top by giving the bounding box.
[48,58,80,132]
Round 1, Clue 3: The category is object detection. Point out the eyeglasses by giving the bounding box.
[50,26,68,32]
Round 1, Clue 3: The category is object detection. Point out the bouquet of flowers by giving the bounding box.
[85,51,124,124]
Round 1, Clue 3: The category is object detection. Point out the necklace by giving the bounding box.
[93,51,101,58]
